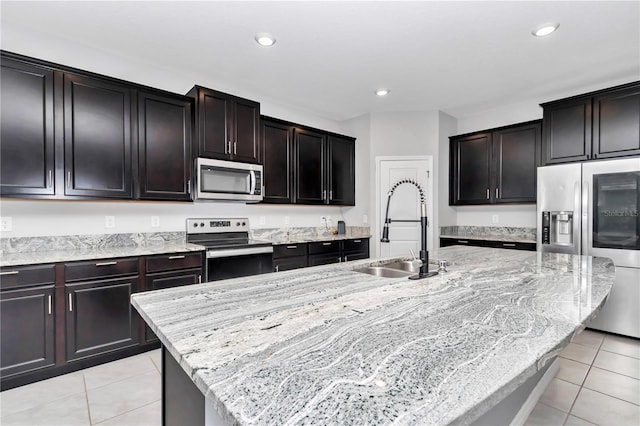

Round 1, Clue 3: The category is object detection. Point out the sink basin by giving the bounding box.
[353,266,413,278]
[383,260,421,273]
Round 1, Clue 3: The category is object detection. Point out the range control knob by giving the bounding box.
[236,222,241,226]
[193,223,199,227]
[200,222,205,227]
[242,222,246,226]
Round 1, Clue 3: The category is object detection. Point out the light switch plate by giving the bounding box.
[284,216,290,225]
[104,216,116,228]
[492,215,499,224]
[151,216,160,227]
[259,216,266,225]
[363,214,368,224]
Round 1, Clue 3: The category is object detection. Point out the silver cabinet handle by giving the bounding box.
[329,190,333,201]
[286,245,297,249]
[168,255,185,260]
[353,240,361,243]
[502,243,516,247]
[48,295,52,315]
[338,257,342,263]
[0,270,19,276]
[198,275,202,283]
[456,240,469,244]
[68,293,73,312]
[225,140,230,154]
[344,255,348,262]
[322,190,327,201]
[95,261,117,266]
[187,179,191,195]
[233,141,237,155]
[495,188,499,198]
[275,265,279,272]
[322,242,332,246]
[486,188,489,199]
[48,169,53,187]
[67,171,71,188]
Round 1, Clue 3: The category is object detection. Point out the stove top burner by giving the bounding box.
[186,218,272,253]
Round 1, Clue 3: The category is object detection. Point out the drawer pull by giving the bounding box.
[168,255,185,260]
[502,243,516,247]
[0,270,19,276]
[198,275,202,283]
[48,295,52,315]
[344,255,348,262]
[457,240,469,244]
[68,294,73,312]
[353,240,361,243]
[286,246,298,249]
[95,261,117,266]
[322,242,332,246]
[275,265,279,272]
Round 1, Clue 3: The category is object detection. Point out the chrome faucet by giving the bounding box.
[381,179,438,279]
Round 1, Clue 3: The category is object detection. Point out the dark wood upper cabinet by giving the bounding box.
[261,119,293,203]
[261,116,356,205]
[450,120,540,205]
[450,132,492,204]
[327,135,355,206]
[0,57,55,196]
[63,73,133,198]
[294,128,326,204]
[592,85,640,159]
[492,121,541,203]
[542,81,640,165]
[187,86,260,163]
[137,91,193,201]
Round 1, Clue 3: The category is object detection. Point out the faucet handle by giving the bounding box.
[409,248,417,260]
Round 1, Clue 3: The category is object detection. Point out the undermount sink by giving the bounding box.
[383,260,421,273]
[353,266,413,278]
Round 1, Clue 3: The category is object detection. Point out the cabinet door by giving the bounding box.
[450,133,491,204]
[138,92,192,200]
[143,269,202,344]
[1,285,55,378]
[261,120,293,203]
[308,253,341,267]
[542,97,592,164]
[328,136,355,205]
[198,89,232,159]
[232,97,260,163]
[65,277,139,361]
[492,122,540,203]
[63,73,133,198]
[342,238,369,261]
[295,128,326,204]
[0,57,55,196]
[593,85,640,159]
[274,256,307,272]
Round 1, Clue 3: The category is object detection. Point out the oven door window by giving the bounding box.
[200,166,250,194]
[593,171,640,250]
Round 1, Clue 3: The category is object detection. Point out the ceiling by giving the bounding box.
[1,1,638,122]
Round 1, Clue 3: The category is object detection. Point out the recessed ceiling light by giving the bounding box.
[532,23,559,37]
[375,89,390,97]
[255,33,276,47]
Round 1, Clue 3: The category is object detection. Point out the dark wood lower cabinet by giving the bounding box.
[65,277,140,361]
[0,285,55,378]
[439,237,535,251]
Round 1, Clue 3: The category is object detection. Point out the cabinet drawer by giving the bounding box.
[273,243,307,258]
[343,238,369,252]
[308,241,340,255]
[146,252,203,273]
[65,258,139,282]
[0,264,55,290]
[274,257,307,272]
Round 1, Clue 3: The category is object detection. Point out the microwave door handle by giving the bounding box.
[249,170,256,195]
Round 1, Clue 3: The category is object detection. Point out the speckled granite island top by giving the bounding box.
[131,246,615,425]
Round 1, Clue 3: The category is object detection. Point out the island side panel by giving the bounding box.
[163,347,205,425]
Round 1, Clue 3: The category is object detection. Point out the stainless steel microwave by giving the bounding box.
[194,158,263,202]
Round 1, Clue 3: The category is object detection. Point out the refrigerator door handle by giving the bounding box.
[582,180,589,256]
[574,181,582,255]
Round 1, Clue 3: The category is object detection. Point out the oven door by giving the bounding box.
[206,247,274,281]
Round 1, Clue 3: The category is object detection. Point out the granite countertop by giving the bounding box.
[131,246,614,425]
[439,233,535,244]
[267,232,372,245]
[0,242,205,268]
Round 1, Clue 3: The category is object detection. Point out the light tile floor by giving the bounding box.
[0,330,638,425]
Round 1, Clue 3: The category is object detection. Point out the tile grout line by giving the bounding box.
[82,372,93,426]
[92,398,162,426]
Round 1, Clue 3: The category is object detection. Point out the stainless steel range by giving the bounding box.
[186,218,273,282]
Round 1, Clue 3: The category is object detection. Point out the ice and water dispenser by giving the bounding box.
[541,211,574,246]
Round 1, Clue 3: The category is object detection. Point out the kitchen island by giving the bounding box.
[131,246,615,425]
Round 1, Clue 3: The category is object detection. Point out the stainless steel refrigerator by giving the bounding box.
[537,157,640,338]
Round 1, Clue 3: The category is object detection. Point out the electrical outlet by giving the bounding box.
[284,216,290,225]
[0,217,13,232]
[151,216,160,227]
[363,214,368,224]
[320,216,326,224]
[104,216,116,228]
[492,214,499,224]
[259,216,266,225]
